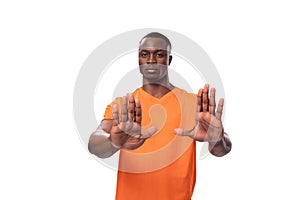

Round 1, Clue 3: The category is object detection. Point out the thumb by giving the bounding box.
[140,126,158,139]
[174,128,194,137]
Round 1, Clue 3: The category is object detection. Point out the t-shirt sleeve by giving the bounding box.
[102,97,122,121]
[103,103,113,120]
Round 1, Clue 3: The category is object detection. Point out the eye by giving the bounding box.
[156,52,165,58]
[140,52,148,58]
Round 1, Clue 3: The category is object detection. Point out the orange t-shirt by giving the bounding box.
[103,87,197,200]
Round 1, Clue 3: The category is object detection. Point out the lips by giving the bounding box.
[143,64,159,73]
[140,64,167,75]
[146,69,157,73]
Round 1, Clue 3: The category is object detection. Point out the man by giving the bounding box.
[88,32,232,200]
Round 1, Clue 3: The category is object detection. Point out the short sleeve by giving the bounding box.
[103,103,113,120]
[102,97,122,121]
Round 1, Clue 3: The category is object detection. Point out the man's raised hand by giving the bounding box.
[109,94,157,150]
[174,84,224,143]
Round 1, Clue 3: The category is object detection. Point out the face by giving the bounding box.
[138,37,172,83]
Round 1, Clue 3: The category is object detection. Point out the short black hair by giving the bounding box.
[139,32,172,51]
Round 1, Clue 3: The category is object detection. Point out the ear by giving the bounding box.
[168,55,173,65]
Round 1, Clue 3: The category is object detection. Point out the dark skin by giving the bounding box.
[88,37,231,157]
[174,84,232,156]
[108,95,157,150]
[139,49,173,97]
[88,94,157,156]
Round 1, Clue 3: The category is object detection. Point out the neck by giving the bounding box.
[142,81,174,99]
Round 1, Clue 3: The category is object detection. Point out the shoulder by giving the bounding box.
[112,87,142,102]
[173,87,197,98]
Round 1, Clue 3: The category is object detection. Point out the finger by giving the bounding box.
[140,126,157,139]
[174,128,194,138]
[135,98,142,125]
[128,93,135,121]
[202,84,209,112]
[215,98,224,120]
[197,88,203,112]
[121,96,128,122]
[209,87,216,115]
[112,104,119,126]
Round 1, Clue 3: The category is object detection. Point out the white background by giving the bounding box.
[1,0,299,199]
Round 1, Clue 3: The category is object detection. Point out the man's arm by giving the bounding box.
[208,132,232,157]
[88,120,120,158]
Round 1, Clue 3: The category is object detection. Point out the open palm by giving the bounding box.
[109,94,157,150]
[174,84,224,143]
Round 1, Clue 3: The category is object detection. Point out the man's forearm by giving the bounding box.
[88,130,120,158]
[208,132,232,157]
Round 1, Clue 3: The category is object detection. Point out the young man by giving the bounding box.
[88,32,232,200]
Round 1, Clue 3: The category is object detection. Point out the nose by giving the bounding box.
[147,53,157,64]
